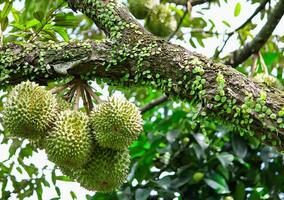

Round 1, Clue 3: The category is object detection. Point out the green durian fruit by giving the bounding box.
[29,138,46,150]
[56,96,71,111]
[3,81,58,139]
[29,97,71,151]
[128,0,159,19]
[45,110,93,168]
[76,147,130,193]
[253,73,284,90]
[90,97,143,150]
[145,4,177,38]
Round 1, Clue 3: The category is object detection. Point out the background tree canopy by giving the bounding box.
[1,0,284,199]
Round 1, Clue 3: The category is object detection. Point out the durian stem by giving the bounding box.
[74,87,81,110]
[65,86,77,103]
[85,84,103,104]
[85,88,94,111]
[80,86,90,115]
[51,83,74,94]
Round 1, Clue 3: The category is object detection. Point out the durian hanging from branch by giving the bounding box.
[2,79,143,193]
[50,78,102,114]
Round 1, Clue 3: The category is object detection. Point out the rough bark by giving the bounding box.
[1,0,284,150]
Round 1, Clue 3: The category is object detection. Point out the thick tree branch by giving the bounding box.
[1,0,284,151]
[226,0,284,67]
[167,0,213,6]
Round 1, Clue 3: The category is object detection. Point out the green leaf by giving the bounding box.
[0,1,13,19]
[70,191,77,200]
[53,26,69,41]
[189,38,197,48]
[234,3,241,17]
[1,16,8,31]
[55,175,72,182]
[217,153,234,168]
[205,173,230,194]
[222,20,231,28]
[33,11,44,22]
[55,186,61,197]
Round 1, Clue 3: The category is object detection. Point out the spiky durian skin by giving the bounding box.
[3,81,58,139]
[45,110,93,169]
[254,73,284,90]
[128,0,159,19]
[90,97,143,150]
[145,4,177,38]
[56,96,71,111]
[76,147,130,193]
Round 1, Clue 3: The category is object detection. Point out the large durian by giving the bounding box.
[45,110,93,168]
[90,97,143,150]
[76,147,130,193]
[128,0,159,19]
[145,4,177,38]
[3,81,58,139]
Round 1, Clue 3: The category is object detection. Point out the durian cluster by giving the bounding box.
[128,0,177,38]
[2,81,143,193]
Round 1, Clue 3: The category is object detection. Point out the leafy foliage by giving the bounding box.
[1,0,284,199]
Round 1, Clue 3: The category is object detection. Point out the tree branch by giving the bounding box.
[140,95,169,114]
[214,0,270,59]
[226,0,284,67]
[1,0,284,151]
[167,0,214,6]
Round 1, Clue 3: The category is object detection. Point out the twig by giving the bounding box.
[259,52,268,74]
[214,0,269,59]
[51,83,73,94]
[168,4,189,41]
[226,0,284,67]
[250,53,259,77]
[167,0,213,6]
[140,95,169,114]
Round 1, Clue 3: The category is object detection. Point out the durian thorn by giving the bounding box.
[80,86,90,115]
[84,87,94,111]
[74,86,81,110]
[85,84,103,104]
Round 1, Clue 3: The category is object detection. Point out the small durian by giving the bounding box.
[3,81,58,139]
[145,4,177,38]
[128,0,159,19]
[253,73,284,90]
[45,110,93,168]
[77,147,130,193]
[90,97,143,150]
